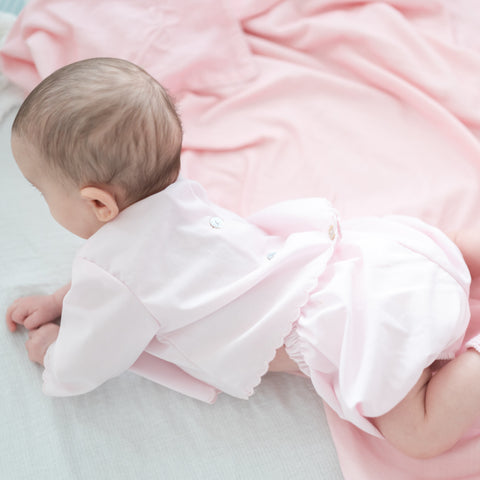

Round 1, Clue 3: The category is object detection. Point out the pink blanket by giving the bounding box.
[3,0,480,478]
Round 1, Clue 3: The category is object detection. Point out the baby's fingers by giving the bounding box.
[6,301,25,332]
[26,323,59,365]
[23,310,53,330]
[6,311,17,332]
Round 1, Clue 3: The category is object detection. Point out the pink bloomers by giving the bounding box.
[284,215,471,437]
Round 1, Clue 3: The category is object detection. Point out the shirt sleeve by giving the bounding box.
[42,257,160,396]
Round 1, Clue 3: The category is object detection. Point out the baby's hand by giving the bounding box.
[26,323,59,366]
[6,294,61,332]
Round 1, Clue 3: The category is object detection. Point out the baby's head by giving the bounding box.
[11,57,183,238]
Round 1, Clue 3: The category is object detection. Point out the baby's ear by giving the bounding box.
[80,186,119,223]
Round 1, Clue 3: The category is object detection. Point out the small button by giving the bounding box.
[328,224,336,241]
[209,216,224,229]
[266,252,276,260]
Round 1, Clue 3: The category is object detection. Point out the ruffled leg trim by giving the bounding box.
[466,333,480,354]
[284,319,312,378]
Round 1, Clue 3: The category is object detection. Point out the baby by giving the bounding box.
[6,57,480,459]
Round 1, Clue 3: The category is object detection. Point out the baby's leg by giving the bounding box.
[450,229,480,277]
[371,349,480,458]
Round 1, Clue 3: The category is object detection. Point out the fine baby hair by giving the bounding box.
[12,57,183,208]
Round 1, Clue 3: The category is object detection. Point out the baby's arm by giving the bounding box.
[371,349,480,458]
[6,283,70,332]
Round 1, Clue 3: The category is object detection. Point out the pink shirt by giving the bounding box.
[43,177,341,401]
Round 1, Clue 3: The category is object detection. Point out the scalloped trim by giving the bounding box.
[243,272,322,398]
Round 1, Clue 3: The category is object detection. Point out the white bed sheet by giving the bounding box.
[0,42,344,480]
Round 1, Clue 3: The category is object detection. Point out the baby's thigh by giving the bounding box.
[369,368,432,452]
[370,351,480,458]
